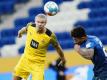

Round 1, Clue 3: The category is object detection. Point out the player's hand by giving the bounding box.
[74,44,81,52]
[18,30,22,38]
[58,57,66,66]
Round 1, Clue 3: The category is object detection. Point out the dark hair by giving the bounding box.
[71,27,86,38]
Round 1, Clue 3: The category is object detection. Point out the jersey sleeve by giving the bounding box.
[26,22,32,28]
[50,33,59,47]
[26,22,34,33]
[86,41,95,49]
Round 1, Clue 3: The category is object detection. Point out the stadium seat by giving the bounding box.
[0,40,3,47]
[99,36,107,45]
[88,8,107,19]
[78,1,107,9]
[48,39,73,51]
[48,44,55,51]
[18,46,25,54]
[0,1,15,15]
[4,2,15,14]
[0,37,15,47]
[74,20,94,28]
[0,0,30,16]
[59,40,74,49]
[0,3,4,15]
[0,0,29,4]
[29,6,44,17]
[15,0,29,4]
[48,32,73,50]
[75,17,107,28]
[103,39,107,45]
[55,32,71,41]
[14,17,34,28]
[1,28,20,38]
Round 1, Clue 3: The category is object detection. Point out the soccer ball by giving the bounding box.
[44,1,59,16]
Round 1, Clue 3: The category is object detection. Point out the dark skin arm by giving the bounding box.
[53,42,66,66]
[50,33,66,66]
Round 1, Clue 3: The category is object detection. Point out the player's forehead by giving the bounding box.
[73,37,82,40]
[35,17,47,22]
[36,17,46,20]
[35,14,47,19]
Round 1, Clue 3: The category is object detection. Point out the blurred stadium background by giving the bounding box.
[0,0,107,80]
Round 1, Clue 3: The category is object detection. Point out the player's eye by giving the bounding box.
[37,21,46,23]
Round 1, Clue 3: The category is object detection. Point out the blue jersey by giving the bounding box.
[81,35,107,77]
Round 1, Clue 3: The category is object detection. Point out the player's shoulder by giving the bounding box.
[87,35,98,40]
[87,35,101,43]
[45,28,53,37]
[27,22,36,27]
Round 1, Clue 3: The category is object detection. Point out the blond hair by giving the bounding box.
[35,13,47,20]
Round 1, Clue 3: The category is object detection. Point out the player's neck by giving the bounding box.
[37,28,46,34]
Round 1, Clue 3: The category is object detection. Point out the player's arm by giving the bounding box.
[18,23,31,38]
[74,44,94,60]
[18,27,27,38]
[50,33,66,65]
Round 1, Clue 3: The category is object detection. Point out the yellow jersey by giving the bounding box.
[23,23,57,64]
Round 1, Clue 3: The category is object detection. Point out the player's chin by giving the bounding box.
[75,42,81,45]
[38,26,43,30]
